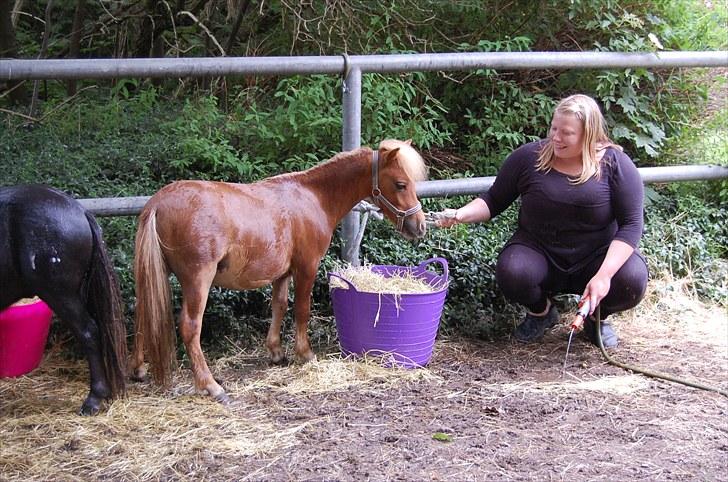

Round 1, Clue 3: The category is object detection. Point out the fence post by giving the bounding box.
[341,64,362,265]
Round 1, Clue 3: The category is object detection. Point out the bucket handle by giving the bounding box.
[416,257,449,284]
[328,272,358,292]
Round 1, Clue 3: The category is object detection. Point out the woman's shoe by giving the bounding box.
[583,316,619,348]
[514,305,559,343]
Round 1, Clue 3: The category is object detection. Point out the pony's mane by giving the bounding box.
[379,139,428,182]
[272,140,427,182]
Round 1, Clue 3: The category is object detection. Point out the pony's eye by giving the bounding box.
[395,182,407,191]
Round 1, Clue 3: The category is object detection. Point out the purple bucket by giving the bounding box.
[329,257,448,368]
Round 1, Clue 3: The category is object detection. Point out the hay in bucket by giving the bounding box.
[329,264,445,295]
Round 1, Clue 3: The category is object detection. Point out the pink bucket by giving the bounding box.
[329,257,448,368]
[0,299,53,378]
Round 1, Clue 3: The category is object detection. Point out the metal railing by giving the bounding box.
[2,51,727,263]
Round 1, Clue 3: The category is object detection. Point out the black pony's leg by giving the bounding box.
[47,295,111,415]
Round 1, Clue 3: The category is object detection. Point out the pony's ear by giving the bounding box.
[382,147,400,165]
[404,139,412,145]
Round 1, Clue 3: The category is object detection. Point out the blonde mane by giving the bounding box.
[379,139,428,182]
[273,140,428,184]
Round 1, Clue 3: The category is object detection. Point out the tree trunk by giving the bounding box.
[134,0,159,58]
[67,0,86,96]
[0,0,27,104]
[30,0,54,118]
[224,0,252,55]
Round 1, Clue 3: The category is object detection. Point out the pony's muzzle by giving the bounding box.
[401,212,427,240]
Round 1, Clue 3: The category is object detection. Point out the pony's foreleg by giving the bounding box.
[178,270,228,403]
[292,270,317,363]
[266,275,291,364]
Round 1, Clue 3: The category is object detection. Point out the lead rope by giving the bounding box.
[594,306,728,397]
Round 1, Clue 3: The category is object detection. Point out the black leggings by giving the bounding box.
[495,243,649,319]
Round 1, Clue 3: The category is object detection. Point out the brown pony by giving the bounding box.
[131,139,427,402]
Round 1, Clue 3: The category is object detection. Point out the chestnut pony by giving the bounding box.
[131,139,427,402]
[0,185,127,415]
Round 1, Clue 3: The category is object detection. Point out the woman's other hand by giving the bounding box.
[582,273,612,315]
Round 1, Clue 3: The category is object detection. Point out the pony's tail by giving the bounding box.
[84,211,128,399]
[133,208,175,386]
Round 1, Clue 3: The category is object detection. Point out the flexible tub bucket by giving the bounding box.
[0,299,53,378]
[329,257,448,368]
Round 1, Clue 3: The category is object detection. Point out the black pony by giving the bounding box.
[0,185,127,415]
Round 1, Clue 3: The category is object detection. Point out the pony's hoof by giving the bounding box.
[295,351,317,364]
[130,366,148,383]
[270,354,288,366]
[213,392,231,405]
[130,372,148,383]
[267,346,286,365]
[78,399,101,416]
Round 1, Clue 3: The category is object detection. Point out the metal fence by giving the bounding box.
[2,51,727,263]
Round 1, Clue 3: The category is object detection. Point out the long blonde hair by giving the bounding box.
[536,94,622,184]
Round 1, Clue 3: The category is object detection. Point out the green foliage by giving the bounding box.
[163,95,263,180]
[642,187,727,302]
[462,82,554,174]
[156,74,453,181]
[434,36,554,175]
[361,73,452,149]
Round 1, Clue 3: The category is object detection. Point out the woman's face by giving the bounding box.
[549,112,584,161]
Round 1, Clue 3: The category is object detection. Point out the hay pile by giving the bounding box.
[0,345,438,481]
[8,296,40,306]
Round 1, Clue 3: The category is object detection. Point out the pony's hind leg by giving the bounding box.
[129,328,147,382]
[48,296,111,415]
[266,275,291,364]
[178,267,228,403]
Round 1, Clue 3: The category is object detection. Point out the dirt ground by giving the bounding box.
[1,277,727,481]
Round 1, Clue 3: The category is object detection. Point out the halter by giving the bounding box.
[370,150,422,232]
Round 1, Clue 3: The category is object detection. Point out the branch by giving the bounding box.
[178,10,225,56]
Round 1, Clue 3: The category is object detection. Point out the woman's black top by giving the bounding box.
[480,140,644,273]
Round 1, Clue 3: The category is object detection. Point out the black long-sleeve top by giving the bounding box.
[480,140,644,273]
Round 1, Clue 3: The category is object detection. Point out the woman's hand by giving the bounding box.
[582,240,635,314]
[582,273,612,315]
[430,198,493,229]
[434,208,459,228]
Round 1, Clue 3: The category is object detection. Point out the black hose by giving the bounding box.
[594,306,728,397]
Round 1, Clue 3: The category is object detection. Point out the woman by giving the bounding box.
[437,94,648,348]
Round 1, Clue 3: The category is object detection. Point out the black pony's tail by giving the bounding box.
[84,211,128,399]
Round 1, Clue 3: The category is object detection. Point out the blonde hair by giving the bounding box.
[379,139,428,182]
[536,94,622,184]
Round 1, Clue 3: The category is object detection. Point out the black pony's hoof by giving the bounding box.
[78,392,106,415]
[78,402,101,416]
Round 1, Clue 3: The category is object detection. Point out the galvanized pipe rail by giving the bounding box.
[2,51,727,263]
[2,51,727,79]
[79,165,728,216]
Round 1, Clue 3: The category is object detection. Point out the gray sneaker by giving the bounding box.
[583,316,619,348]
[514,305,559,343]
